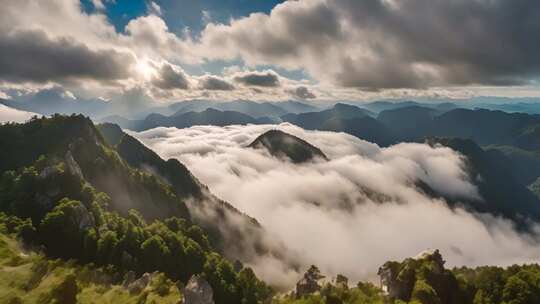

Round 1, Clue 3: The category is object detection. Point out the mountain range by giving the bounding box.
[2,114,540,303]
[1,97,320,121]
[9,99,540,199]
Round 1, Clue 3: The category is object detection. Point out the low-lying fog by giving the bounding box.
[132,123,540,288]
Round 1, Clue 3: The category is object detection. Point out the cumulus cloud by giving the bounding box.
[151,63,190,90]
[132,124,540,289]
[3,0,540,104]
[196,0,540,89]
[0,1,198,87]
[233,70,281,87]
[0,29,134,83]
[0,104,39,123]
[198,75,235,91]
[124,15,199,65]
[289,86,316,99]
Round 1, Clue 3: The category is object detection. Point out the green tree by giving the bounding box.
[39,199,90,258]
[140,235,170,272]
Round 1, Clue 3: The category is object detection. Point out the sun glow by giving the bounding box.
[135,59,157,80]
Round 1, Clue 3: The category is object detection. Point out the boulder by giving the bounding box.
[126,272,157,294]
[122,271,137,288]
[181,275,214,304]
[39,166,58,179]
[65,150,84,180]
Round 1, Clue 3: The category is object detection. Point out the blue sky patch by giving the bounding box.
[81,0,285,34]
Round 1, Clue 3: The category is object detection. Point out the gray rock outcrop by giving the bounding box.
[181,275,214,304]
[126,272,157,294]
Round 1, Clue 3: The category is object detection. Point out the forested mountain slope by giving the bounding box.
[0,115,273,304]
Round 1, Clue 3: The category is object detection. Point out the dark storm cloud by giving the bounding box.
[152,63,190,90]
[200,0,540,90]
[233,70,281,87]
[0,29,134,83]
[198,75,235,91]
[289,86,316,99]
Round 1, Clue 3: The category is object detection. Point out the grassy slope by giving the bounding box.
[0,231,182,304]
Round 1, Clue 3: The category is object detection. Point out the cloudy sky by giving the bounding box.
[2,0,540,108]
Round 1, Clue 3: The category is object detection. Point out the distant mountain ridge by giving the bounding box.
[2,96,320,122]
[169,100,288,118]
[427,137,540,224]
[282,103,396,146]
[378,106,540,150]
[101,108,275,131]
[335,100,460,114]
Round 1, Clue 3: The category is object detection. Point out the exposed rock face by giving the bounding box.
[65,150,84,180]
[126,272,157,294]
[122,271,137,288]
[295,265,326,298]
[75,204,94,230]
[39,166,58,179]
[181,275,214,304]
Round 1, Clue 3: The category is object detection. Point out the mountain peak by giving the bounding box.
[248,129,327,163]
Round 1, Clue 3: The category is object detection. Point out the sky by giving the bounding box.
[1,0,540,110]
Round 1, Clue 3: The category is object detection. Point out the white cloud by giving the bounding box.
[3,0,540,104]
[149,1,162,16]
[0,104,39,123]
[194,0,540,90]
[132,124,540,289]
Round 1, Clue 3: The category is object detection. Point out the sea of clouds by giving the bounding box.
[132,123,540,289]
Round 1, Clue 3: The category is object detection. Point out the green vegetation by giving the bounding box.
[376,250,540,304]
[0,115,272,303]
[273,252,540,304]
[98,123,202,199]
[0,190,270,303]
[0,115,190,222]
[0,223,182,303]
[1,115,539,304]
[454,265,540,304]
[273,281,385,304]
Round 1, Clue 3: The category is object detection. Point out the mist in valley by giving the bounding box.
[132,124,540,288]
